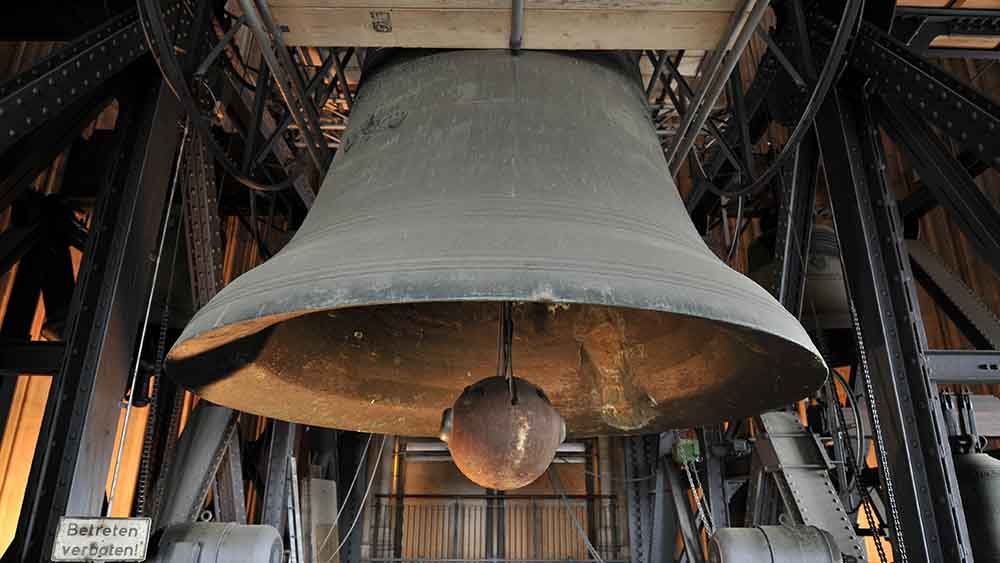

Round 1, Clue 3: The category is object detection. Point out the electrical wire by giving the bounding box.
[832,368,866,485]
[725,195,744,262]
[106,119,190,516]
[548,465,606,563]
[323,434,387,562]
[699,0,865,199]
[314,433,374,553]
[553,456,656,482]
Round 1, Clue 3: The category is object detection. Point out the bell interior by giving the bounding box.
[168,300,821,438]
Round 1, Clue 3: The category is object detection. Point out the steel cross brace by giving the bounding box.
[0,3,184,157]
[815,86,972,563]
[908,239,1000,350]
[875,95,1000,277]
[237,0,331,175]
[841,18,1000,169]
[893,7,1000,59]
[684,50,781,214]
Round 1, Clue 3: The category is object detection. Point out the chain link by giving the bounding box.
[863,491,890,563]
[850,300,904,562]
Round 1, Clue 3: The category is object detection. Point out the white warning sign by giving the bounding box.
[51,517,151,561]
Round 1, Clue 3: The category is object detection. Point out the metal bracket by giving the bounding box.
[754,412,866,560]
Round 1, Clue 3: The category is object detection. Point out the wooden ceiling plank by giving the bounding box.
[272,7,733,49]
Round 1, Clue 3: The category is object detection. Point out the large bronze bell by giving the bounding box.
[167,51,826,442]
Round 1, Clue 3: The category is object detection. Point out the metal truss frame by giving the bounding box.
[893,6,1000,60]
[657,3,1000,563]
[1,0,1000,562]
[1,69,183,562]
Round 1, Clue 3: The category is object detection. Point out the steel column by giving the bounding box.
[262,420,297,531]
[816,87,972,563]
[4,71,182,562]
[624,435,656,563]
[773,134,820,316]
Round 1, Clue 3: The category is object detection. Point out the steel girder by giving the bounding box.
[927,351,1000,384]
[876,96,1000,276]
[907,239,1000,351]
[0,5,184,157]
[845,19,1000,169]
[893,7,1000,60]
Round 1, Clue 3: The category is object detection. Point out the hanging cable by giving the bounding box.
[553,457,656,482]
[315,433,374,552]
[725,195,745,262]
[497,302,518,405]
[135,184,186,517]
[832,368,866,485]
[323,434,387,562]
[683,460,715,536]
[548,465,606,563]
[106,119,190,516]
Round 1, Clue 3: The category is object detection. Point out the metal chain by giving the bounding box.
[135,193,184,516]
[849,300,905,562]
[683,461,715,536]
[863,492,890,563]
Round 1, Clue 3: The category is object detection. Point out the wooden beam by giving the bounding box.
[270,6,735,49]
[270,0,738,9]
[930,34,1000,50]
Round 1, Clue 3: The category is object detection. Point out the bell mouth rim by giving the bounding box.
[166,297,827,437]
[169,287,825,367]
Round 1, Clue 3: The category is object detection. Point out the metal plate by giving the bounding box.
[51,517,151,561]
